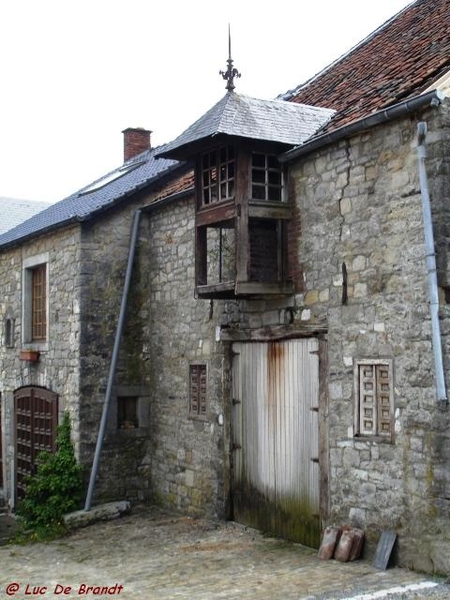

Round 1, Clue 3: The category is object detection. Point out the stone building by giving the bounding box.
[1,0,450,574]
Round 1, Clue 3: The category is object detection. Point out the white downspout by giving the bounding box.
[416,122,447,405]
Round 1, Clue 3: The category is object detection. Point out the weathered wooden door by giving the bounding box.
[231,339,321,547]
[14,387,58,500]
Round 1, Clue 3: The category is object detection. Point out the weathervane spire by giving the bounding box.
[219,24,241,92]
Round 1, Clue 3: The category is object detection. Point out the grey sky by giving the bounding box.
[0,0,413,203]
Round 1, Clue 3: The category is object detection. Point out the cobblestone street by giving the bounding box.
[0,507,448,600]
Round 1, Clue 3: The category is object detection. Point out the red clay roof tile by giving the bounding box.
[283,0,450,131]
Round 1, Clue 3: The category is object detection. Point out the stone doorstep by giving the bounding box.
[63,500,131,530]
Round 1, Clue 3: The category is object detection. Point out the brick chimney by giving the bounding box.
[122,127,152,162]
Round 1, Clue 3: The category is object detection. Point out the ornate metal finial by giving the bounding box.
[219,24,241,91]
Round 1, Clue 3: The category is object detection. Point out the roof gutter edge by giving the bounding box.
[280,90,445,164]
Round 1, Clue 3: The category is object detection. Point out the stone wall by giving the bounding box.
[0,225,82,506]
[77,196,159,503]
[75,182,227,512]
[293,104,450,572]
[222,101,450,571]
[138,197,229,518]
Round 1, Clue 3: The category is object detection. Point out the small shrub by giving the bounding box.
[16,412,83,536]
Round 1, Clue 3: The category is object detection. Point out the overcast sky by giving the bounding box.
[1,0,413,204]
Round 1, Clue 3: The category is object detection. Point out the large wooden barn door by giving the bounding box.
[231,339,321,548]
[14,387,58,500]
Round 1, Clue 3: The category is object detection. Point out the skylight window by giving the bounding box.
[79,161,144,195]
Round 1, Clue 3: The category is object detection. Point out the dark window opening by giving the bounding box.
[5,318,15,348]
[189,364,208,420]
[118,396,138,429]
[249,218,281,282]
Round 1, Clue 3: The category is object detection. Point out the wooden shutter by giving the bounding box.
[189,364,207,419]
[359,364,376,436]
[376,364,392,437]
[357,361,393,438]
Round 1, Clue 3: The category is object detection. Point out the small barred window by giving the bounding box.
[355,360,393,440]
[189,363,208,420]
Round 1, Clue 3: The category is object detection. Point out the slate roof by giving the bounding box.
[0,147,185,249]
[280,0,450,131]
[158,92,335,160]
[0,198,50,235]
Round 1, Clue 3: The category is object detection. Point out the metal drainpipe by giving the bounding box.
[416,122,447,406]
[84,209,142,511]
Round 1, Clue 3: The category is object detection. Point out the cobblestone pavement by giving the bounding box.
[0,506,449,600]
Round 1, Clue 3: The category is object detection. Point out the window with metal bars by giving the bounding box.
[201,146,235,206]
[355,360,393,440]
[31,264,47,341]
[251,153,283,202]
[189,363,208,420]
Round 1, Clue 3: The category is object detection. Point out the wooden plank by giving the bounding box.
[373,530,397,570]
[195,201,236,226]
[234,281,294,295]
[248,203,291,220]
[220,323,328,343]
[196,281,235,299]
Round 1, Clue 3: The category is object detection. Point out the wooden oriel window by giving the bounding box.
[31,264,47,341]
[201,146,235,206]
[189,363,208,420]
[355,360,393,440]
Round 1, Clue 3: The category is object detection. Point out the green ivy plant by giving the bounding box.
[16,412,83,539]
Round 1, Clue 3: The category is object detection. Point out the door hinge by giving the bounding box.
[232,398,242,405]
[311,457,319,463]
[310,406,319,412]
[232,443,242,451]
[310,349,319,355]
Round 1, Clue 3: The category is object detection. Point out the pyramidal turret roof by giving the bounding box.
[158,92,335,160]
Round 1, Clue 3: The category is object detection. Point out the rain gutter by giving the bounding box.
[85,209,142,511]
[279,90,445,163]
[416,122,447,406]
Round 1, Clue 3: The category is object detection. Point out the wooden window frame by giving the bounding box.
[31,264,47,341]
[22,253,49,346]
[250,152,284,202]
[189,362,209,421]
[354,359,394,441]
[200,146,235,207]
